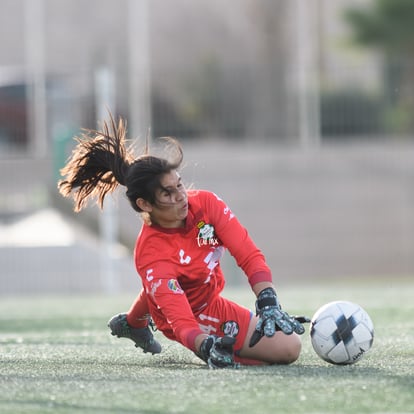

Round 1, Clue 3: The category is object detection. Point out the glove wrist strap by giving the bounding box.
[197,335,215,363]
[257,287,277,309]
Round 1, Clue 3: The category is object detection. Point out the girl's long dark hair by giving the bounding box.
[58,113,183,213]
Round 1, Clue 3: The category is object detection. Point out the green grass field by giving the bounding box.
[1,278,413,414]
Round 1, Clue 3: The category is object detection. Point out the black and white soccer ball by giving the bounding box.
[310,301,374,365]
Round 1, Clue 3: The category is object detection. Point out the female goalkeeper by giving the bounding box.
[58,115,308,368]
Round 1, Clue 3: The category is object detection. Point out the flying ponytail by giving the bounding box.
[58,113,184,215]
[58,113,134,212]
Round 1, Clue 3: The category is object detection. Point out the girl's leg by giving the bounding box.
[196,296,301,365]
[108,287,162,354]
[126,287,151,328]
[237,314,302,364]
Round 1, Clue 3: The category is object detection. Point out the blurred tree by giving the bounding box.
[344,0,414,133]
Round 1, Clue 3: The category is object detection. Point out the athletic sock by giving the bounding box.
[126,288,151,328]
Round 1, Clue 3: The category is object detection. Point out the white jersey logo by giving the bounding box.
[204,246,225,271]
[146,268,154,281]
[179,249,191,264]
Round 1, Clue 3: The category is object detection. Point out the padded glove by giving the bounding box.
[249,287,310,347]
[198,335,239,369]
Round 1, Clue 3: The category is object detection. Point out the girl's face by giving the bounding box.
[145,170,188,228]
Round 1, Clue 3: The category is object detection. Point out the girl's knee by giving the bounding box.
[282,335,302,364]
[271,333,302,365]
[240,332,302,365]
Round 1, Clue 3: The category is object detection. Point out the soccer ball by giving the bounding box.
[310,301,374,365]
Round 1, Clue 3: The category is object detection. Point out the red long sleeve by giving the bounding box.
[134,190,272,351]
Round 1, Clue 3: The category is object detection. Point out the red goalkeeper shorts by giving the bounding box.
[194,295,262,365]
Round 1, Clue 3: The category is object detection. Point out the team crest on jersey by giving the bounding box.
[167,279,184,294]
[221,320,239,337]
[196,221,219,247]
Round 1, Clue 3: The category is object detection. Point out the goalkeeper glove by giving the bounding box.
[249,287,310,347]
[198,335,239,369]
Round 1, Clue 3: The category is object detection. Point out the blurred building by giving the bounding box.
[0,0,390,157]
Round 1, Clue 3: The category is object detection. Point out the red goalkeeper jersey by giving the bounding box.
[134,190,272,351]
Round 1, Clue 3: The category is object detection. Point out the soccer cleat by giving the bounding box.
[108,313,162,354]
